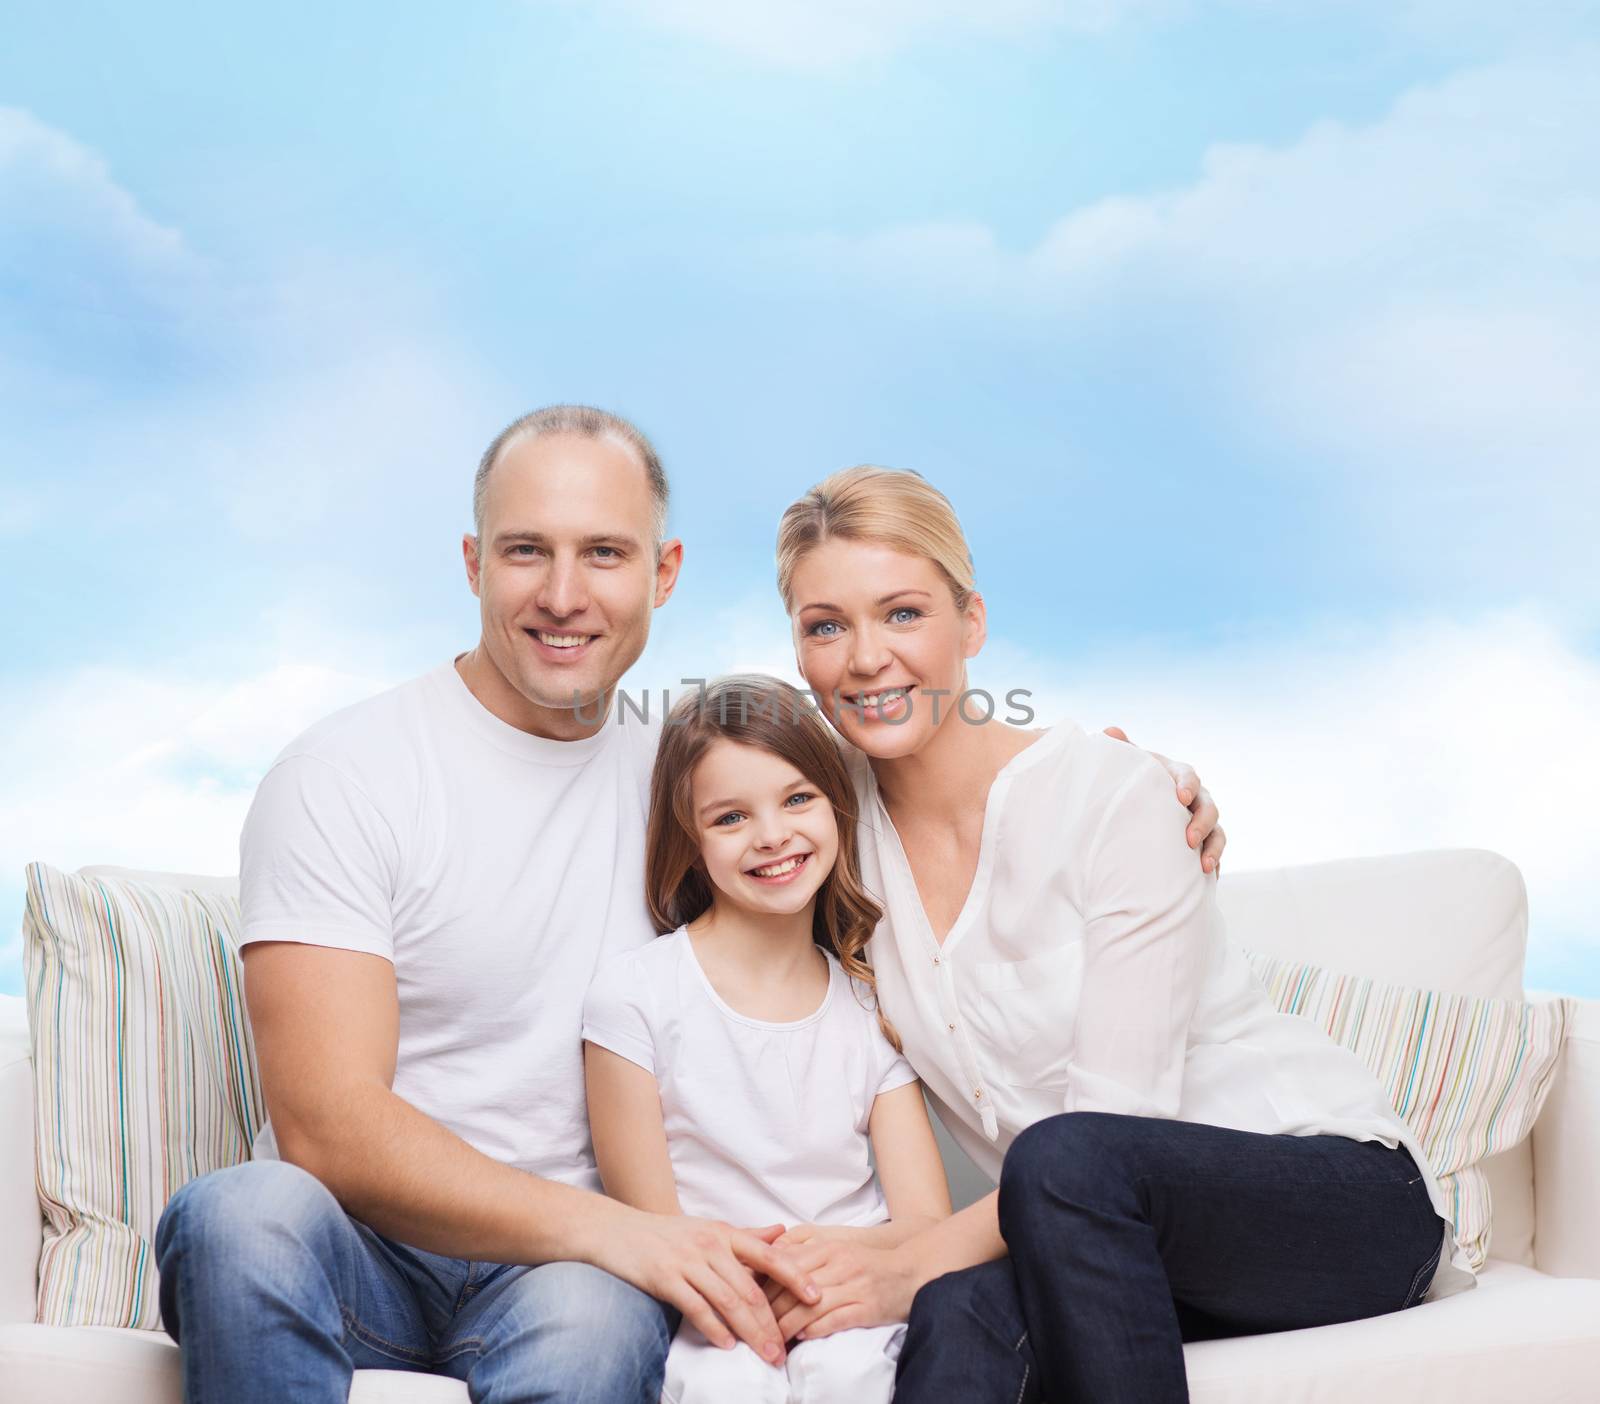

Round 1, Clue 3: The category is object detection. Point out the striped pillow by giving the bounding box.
[1246,949,1572,1271]
[21,862,263,1329]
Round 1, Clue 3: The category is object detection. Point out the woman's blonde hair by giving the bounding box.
[775,465,976,615]
[645,674,901,1050]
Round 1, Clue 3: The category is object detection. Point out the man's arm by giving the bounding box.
[245,940,813,1363]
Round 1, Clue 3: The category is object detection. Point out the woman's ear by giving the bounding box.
[962,590,988,659]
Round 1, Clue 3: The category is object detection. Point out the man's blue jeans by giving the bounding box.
[895,1112,1448,1404]
[154,1160,674,1404]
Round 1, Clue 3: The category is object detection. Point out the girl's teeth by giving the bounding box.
[752,856,805,878]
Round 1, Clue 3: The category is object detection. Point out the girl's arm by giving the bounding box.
[782,1081,952,1250]
[583,1041,682,1215]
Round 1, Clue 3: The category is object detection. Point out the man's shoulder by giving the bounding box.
[268,665,446,783]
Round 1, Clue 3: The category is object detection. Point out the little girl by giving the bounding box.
[582,674,952,1404]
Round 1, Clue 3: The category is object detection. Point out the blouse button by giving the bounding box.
[932,955,941,966]
[946,1022,956,1032]
[974,1088,984,1101]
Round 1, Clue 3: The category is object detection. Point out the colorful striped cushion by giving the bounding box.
[1246,949,1572,1271]
[21,862,263,1329]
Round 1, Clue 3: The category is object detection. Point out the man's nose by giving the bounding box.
[537,557,589,618]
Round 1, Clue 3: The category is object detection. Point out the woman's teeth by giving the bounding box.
[857,688,907,707]
[749,854,808,879]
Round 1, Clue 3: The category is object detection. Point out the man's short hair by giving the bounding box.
[473,405,670,556]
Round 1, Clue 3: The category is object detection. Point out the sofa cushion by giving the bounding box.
[0,1324,469,1403]
[21,864,262,1329]
[1186,1261,1600,1403]
[1247,949,1571,1270]
[4,1263,1596,1404]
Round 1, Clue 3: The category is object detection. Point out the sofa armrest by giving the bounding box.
[0,996,41,1324]
[1533,996,1600,1278]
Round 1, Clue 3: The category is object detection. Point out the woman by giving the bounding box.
[759,466,1473,1404]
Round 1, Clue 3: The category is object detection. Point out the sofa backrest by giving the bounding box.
[1216,848,1527,1000]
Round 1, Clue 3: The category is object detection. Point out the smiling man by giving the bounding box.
[151,405,1223,1404]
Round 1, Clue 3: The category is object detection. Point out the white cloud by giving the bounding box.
[778,48,1600,601]
[971,607,1600,982]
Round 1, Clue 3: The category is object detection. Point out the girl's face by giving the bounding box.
[690,739,839,919]
[788,537,985,760]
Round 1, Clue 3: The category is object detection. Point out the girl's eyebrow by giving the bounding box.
[696,778,813,817]
[797,588,932,614]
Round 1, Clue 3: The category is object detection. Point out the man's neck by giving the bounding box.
[453,646,612,742]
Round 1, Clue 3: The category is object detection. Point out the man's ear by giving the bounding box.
[961,591,988,659]
[654,538,685,609]
[463,533,483,598]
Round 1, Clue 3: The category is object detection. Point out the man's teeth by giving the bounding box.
[750,855,806,878]
[854,688,908,708]
[535,631,592,648]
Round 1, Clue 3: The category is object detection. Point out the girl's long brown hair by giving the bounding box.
[645,674,901,1050]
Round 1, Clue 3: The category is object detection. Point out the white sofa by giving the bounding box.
[2,848,1599,1402]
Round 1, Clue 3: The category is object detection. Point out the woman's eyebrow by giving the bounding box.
[798,589,932,613]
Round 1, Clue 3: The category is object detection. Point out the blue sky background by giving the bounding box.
[2,1,1597,998]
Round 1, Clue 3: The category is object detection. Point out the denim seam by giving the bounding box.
[1012,1329,1030,1404]
[1402,1233,1444,1310]
[340,1306,433,1366]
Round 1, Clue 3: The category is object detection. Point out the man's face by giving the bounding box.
[464,432,680,727]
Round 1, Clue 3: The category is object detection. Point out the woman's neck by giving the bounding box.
[871,715,1033,823]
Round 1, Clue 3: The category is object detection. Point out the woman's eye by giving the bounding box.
[890,607,921,624]
[806,620,840,637]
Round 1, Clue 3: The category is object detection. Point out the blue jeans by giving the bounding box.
[155,1159,674,1404]
[895,1112,1447,1404]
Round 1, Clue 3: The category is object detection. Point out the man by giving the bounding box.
[154,405,1225,1403]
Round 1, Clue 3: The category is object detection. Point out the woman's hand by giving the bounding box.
[763,1238,921,1342]
[1103,725,1226,874]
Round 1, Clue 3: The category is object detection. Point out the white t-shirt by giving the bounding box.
[847,718,1475,1303]
[240,660,663,1189]
[582,927,919,1227]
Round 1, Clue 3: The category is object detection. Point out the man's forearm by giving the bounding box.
[278,1080,631,1265]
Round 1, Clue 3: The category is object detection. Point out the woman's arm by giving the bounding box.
[583,1041,682,1215]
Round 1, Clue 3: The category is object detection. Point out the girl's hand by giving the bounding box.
[766,1239,921,1342]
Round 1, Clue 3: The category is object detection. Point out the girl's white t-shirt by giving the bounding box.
[582,927,919,1228]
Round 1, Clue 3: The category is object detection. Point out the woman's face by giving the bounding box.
[788,537,984,760]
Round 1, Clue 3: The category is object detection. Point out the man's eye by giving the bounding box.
[592,546,619,559]
[510,544,541,557]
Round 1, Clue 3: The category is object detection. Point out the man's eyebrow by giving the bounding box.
[797,589,933,613]
[492,530,643,550]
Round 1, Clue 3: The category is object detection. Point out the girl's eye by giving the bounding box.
[805,620,841,638]
[784,792,815,807]
[890,607,922,624]
[712,812,744,826]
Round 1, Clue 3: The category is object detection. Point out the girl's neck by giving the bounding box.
[686,898,822,981]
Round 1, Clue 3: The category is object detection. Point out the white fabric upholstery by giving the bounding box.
[0,1324,470,1403]
[0,997,39,1326]
[1533,996,1600,1278]
[1186,1262,1600,1404]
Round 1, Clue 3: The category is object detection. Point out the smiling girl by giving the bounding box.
[581,674,952,1404]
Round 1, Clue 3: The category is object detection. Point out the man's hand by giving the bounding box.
[1103,726,1226,874]
[594,1212,817,1366]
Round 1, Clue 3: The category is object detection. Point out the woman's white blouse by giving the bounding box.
[847,719,1475,1302]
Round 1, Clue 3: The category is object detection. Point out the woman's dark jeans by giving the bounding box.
[895,1112,1447,1404]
